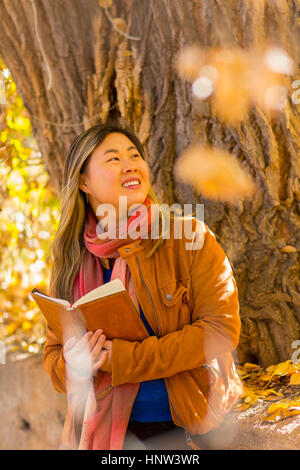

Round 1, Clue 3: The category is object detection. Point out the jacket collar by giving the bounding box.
[99,237,149,269]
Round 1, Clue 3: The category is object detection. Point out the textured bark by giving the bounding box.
[0,0,300,367]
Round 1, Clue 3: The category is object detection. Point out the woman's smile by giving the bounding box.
[122,177,142,190]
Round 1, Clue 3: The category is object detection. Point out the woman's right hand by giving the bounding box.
[63,329,108,379]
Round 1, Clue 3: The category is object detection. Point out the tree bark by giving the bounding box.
[0,0,300,367]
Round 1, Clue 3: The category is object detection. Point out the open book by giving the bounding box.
[29,278,150,344]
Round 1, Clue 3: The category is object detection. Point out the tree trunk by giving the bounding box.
[0,0,300,367]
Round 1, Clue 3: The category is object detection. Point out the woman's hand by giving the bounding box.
[100,339,113,373]
[63,329,110,378]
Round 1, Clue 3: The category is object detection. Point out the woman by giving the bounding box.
[43,120,244,450]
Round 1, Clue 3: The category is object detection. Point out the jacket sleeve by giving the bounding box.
[42,323,68,393]
[111,221,241,387]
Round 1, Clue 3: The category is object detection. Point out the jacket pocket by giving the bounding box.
[165,360,228,436]
[159,280,191,330]
[194,360,228,422]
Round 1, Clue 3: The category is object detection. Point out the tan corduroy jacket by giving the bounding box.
[43,216,244,438]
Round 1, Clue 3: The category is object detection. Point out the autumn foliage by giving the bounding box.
[0,56,59,358]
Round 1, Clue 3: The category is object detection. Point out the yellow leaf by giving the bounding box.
[268,403,287,414]
[232,403,250,411]
[21,320,32,331]
[243,392,259,405]
[263,409,282,422]
[271,360,291,377]
[258,389,277,397]
[287,400,300,408]
[285,409,300,417]
[292,362,300,371]
[280,245,297,253]
[99,0,112,7]
[123,50,132,57]
[112,17,127,32]
[174,145,256,204]
[6,322,17,335]
[290,373,300,385]
[261,374,273,381]
[209,47,250,123]
[243,362,260,370]
[281,407,299,418]
[289,362,300,373]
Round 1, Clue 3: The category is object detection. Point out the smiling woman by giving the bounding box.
[78,132,150,226]
[43,119,243,451]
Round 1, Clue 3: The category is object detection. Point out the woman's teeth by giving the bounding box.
[122,180,140,188]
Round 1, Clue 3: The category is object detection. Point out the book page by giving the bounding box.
[30,291,69,307]
[73,278,126,307]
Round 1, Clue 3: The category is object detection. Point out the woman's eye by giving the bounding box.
[107,154,140,162]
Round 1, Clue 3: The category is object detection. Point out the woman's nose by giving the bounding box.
[122,162,138,173]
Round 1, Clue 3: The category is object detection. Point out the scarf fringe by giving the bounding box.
[95,385,113,401]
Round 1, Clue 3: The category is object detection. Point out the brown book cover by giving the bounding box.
[29,278,150,344]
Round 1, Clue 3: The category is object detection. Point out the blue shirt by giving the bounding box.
[102,261,173,423]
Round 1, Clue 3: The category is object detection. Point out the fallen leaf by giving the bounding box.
[258,389,282,397]
[268,403,288,414]
[261,374,273,381]
[243,391,259,405]
[263,409,282,422]
[174,145,256,204]
[290,373,300,385]
[243,362,261,370]
[112,17,127,32]
[209,48,250,123]
[280,245,297,253]
[285,409,300,417]
[99,0,113,7]
[232,403,250,411]
[271,360,291,377]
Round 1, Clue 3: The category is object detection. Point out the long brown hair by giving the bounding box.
[47,120,175,303]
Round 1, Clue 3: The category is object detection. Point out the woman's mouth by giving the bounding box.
[122,179,141,190]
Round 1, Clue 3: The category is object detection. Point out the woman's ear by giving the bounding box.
[79,174,88,193]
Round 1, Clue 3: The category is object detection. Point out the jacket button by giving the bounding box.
[166,294,172,301]
[125,248,131,252]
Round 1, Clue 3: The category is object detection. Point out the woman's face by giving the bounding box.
[79,132,150,223]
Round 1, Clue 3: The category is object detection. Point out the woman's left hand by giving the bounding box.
[100,339,113,373]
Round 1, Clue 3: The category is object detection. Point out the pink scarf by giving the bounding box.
[62,195,158,450]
